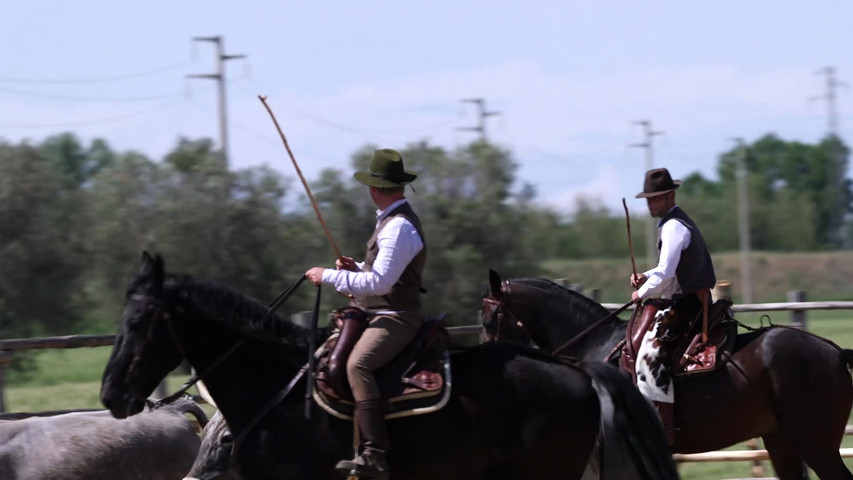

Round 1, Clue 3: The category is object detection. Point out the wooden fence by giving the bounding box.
[1,291,852,478]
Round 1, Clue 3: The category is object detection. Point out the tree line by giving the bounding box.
[0,132,849,342]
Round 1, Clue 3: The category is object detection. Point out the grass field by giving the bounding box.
[3,309,852,479]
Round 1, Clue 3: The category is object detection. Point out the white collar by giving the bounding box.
[376,198,408,221]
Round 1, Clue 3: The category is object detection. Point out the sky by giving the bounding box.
[2,1,851,216]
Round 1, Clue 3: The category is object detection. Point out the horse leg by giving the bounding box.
[764,432,809,480]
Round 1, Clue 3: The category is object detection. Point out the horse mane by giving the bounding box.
[508,277,612,318]
[161,274,332,347]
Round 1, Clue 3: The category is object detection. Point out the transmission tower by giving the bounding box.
[812,66,847,136]
[629,120,664,268]
[187,36,246,165]
[458,98,500,140]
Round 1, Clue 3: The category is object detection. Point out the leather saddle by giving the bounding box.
[313,307,450,420]
[659,298,737,377]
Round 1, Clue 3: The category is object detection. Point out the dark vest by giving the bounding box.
[355,201,426,319]
[657,206,716,296]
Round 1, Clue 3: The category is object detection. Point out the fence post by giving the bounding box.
[788,290,807,329]
[292,311,313,329]
[589,288,602,303]
[0,349,14,413]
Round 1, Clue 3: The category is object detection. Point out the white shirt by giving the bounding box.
[638,205,692,300]
[321,199,424,305]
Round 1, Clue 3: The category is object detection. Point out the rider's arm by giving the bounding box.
[638,220,691,299]
[322,217,423,296]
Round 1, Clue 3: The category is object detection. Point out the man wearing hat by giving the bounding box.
[306,148,425,479]
[626,167,716,444]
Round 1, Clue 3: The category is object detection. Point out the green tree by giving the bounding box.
[0,142,87,337]
[716,134,850,249]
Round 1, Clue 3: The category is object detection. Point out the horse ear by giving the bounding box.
[488,269,503,297]
[138,251,165,293]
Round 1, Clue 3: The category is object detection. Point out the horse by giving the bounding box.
[482,269,853,480]
[100,253,679,480]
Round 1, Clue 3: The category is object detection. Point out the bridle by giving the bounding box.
[482,280,542,347]
[124,293,247,408]
[483,281,633,357]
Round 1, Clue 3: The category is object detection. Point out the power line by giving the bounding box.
[187,36,246,165]
[0,59,196,85]
[0,85,188,103]
[0,98,186,128]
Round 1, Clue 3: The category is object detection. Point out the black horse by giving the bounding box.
[101,253,678,480]
[482,269,853,480]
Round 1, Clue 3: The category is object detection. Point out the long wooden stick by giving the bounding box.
[622,198,637,276]
[259,95,343,261]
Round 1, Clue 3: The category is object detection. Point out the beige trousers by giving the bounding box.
[347,314,420,401]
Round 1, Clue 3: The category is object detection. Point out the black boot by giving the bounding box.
[335,399,390,479]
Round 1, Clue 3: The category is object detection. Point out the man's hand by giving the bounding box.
[305,267,325,285]
[631,290,642,304]
[630,273,647,289]
[335,256,357,271]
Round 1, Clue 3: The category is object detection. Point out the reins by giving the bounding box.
[153,274,308,408]
[551,300,634,356]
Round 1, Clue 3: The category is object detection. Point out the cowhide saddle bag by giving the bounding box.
[314,307,447,413]
[658,298,737,377]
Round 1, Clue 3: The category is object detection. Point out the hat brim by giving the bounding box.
[635,180,682,198]
[354,170,417,188]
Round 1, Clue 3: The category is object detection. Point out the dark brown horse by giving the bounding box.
[482,270,853,480]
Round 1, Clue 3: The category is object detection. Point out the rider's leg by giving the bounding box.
[335,316,418,479]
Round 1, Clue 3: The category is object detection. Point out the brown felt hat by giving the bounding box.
[353,149,417,188]
[635,168,682,198]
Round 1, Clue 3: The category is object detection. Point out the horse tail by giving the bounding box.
[582,362,678,480]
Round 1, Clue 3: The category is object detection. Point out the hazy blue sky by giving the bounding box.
[2,1,850,215]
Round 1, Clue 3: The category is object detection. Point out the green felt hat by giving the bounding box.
[354,149,417,188]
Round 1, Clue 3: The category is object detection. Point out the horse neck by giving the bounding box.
[517,288,626,358]
[165,284,311,429]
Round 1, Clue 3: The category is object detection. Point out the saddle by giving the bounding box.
[313,307,450,420]
[659,298,737,377]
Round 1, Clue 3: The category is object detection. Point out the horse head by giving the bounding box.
[481,269,553,349]
[101,251,184,419]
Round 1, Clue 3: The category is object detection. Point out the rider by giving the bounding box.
[306,148,426,480]
[627,167,716,444]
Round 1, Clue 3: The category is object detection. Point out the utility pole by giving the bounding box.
[458,98,500,140]
[187,36,246,165]
[812,66,848,246]
[629,120,664,268]
[812,66,846,136]
[731,138,754,304]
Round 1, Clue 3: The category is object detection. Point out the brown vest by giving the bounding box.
[657,206,716,296]
[353,201,426,321]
